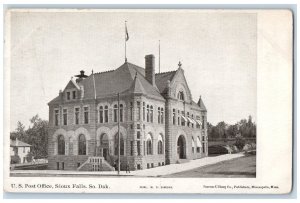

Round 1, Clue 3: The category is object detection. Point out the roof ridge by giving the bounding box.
[155,70,176,75]
[94,69,115,75]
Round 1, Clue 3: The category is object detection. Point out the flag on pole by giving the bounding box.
[125,22,129,41]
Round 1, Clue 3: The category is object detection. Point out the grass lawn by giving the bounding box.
[163,154,256,178]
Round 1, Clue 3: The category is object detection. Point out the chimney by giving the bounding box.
[145,54,155,86]
[75,70,88,83]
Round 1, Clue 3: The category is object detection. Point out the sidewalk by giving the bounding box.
[10,153,244,177]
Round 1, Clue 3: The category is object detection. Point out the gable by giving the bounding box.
[170,69,193,103]
[64,79,80,91]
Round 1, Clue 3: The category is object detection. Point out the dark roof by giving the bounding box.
[155,71,177,94]
[197,97,207,111]
[10,139,31,147]
[78,62,164,100]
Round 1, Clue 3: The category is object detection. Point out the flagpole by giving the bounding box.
[159,40,161,73]
[117,93,120,175]
[125,21,127,62]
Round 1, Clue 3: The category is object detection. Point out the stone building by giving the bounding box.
[48,55,208,171]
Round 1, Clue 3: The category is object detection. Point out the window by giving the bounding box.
[196,116,200,128]
[104,106,108,123]
[178,91,184,100]
[72,91,76,99]
[137,141,141,155]
[75,107,80,125]
[202,116,205,129]
[158,107,161,123]
[61,162,64,170]
[137,124,141,129]
[130,141,133,156]
[187,112,190,127]
[191,114,194,128]
[84,107,89,124]
[137,131,141,139]
[54,109,59,126]
[157,134,163,154]
[150,106,153,123]
[192,137,195,153]
[67,92,71,100]
[120,104,123,122]
[181,111,185,126]
[137,102,141,121]
[56,162,59,170]
[146,105,150,122]
[173,109,176,125]
[178,110,180,125]
[57,135,65,155]
[130,102,133,121]
[143,102,145,121]
[146,134,152,155]
[144,141,146,155]
[196,137,201,153]
[113,104,118,122]
[114,133,124,156]
[99,106,104,123]
[63,109,67,125]
[202,143,205,153]
[78,134,86,155]
[161,108,164,124]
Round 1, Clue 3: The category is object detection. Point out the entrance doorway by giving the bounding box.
[100,133,109,160]
[177,135,186,159]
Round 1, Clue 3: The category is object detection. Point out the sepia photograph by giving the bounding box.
[3,9,292,194]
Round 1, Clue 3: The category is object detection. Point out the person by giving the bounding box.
[126,160,130,173]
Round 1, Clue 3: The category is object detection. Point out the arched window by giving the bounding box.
[78,134,86,155]
[113,104,118,122]
[177,91,185,101]
[99,106,104,123]
[157,134,164,154]
[120,104,123,122]
[146,134,152,155]
[104,105,108,123]
[57,135,65,155]
[114,133,124,156]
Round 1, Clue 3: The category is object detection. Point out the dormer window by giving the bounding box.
[177,91,185,101]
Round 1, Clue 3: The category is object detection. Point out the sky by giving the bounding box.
[9,10,256,130]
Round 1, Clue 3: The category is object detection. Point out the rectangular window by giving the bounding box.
[173,109,176,125]
[146,105,149,122]
[120,105,123,122]
[202,116,205,129]
[202,143,205,153]
[54,109,59,126]
[75,107,80,125]
[137,141,141,155]
[137,124,141,129]
[63,109,67,125]
[144,141,146,155]
[137,102,141,121]
[181,111,185,126]
[66,92,70,100]
[77,162,80,167]
[137,131,141,139]
[61,162,64,170]
[191,114,194,128]
[143,102,145,121]
[99,107,103,123]
[161,108,164,124]
[56,162,59,170]
[178,110,180,125]
[197,147,200,153]
[130,141,134,156]
[187,112,190,127]
[84,106,89,124]
[150,106,153,123]
[158,107,161,123]
[130,102,133,121]
[72,91,76,99]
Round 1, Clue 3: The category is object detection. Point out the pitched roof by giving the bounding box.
[10,139,31,147]
[197,97,207,111]
[79,62,164,100]
[155,71,177,94]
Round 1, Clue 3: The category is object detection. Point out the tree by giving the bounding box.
[235,134,246,150]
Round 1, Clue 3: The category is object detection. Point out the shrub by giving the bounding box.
[26,152,33,163]
[10,155,21,164]
[235,135,246,151]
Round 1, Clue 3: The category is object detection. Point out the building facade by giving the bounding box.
[48,55,208,171]
[10,139,31,164]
